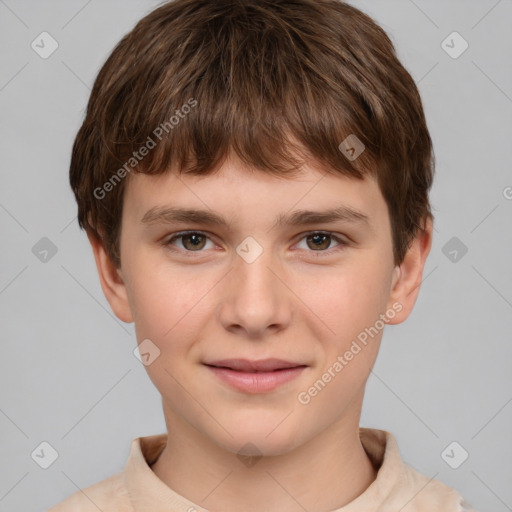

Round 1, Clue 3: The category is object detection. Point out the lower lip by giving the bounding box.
[205,365,307,393]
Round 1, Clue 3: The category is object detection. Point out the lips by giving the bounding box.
[204,359,308,393]
[204,358,306,372]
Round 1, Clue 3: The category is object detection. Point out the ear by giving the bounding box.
[385,217,433,324]
[87,231,134,323]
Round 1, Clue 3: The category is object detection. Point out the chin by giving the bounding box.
[218,434,302,458]
[209,415,307,457]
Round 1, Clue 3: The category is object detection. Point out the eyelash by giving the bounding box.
[163,230,348,257]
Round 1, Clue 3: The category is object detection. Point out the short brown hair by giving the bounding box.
[70,0,435,268]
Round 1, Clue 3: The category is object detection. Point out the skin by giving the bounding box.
[88,154,432,511]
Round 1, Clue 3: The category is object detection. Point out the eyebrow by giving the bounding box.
[141,205,373,231]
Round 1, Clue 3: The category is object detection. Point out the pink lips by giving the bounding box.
[204,358,307,393]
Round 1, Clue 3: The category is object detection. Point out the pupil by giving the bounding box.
[310,234,329,250]
[184,233,205,250]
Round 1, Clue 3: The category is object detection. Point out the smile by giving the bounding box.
[203,359,308,393]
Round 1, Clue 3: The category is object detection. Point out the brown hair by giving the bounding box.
[70,0,435,268]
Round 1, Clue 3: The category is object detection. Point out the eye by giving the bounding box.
[295,231,346,254]
[165,231,216,253]
[163,230,347,257]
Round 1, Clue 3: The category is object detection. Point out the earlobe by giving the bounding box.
[386,218,433,325]
[86,231,134,324]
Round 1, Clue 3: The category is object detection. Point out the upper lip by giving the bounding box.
[204,358,307,372]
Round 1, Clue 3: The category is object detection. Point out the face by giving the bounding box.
[90,155,431,456]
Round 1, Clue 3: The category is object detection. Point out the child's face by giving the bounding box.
[94,155,429,455]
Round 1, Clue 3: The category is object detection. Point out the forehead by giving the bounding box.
[123,158,388,231]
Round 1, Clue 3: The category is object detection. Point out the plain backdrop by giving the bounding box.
[0,1,511,511]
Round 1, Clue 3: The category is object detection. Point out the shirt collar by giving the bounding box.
[123,428,401,511]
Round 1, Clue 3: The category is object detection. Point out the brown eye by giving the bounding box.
[296,232,346,254]
[306,233,332,251]
[166,232,214,252]
[181,233,207,250]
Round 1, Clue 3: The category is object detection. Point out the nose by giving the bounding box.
[217,247,292,339]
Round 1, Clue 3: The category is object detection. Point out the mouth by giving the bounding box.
[203,359,308,393]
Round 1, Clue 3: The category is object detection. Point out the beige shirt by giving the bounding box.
[48,428,475,511]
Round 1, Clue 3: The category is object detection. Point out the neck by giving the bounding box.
[151,404,377,511]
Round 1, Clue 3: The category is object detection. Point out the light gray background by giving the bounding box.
[1,1,511,511]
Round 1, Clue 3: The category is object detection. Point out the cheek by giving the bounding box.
[126,259,211,346]
[126,266,214,396]
[292,267,386,423]
[300,259,391,344]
